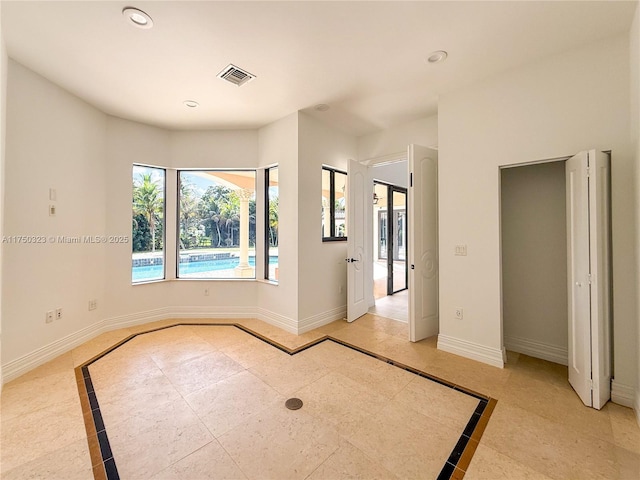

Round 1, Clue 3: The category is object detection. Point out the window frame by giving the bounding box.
[322,165,348,242]
[176,169,257,280]
[264,166,279,282]
[132,164,167,284]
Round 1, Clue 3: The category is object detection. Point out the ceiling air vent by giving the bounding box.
[217,64,255,87]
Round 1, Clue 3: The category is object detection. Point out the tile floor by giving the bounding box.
[369,290,408,323]
[1,314,639,480]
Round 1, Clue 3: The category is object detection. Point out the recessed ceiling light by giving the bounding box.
[427,50,448,64]
[314,104,330,112]
[122,7,153,29]
[183,100,199,108]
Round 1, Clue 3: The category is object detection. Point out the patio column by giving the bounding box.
[322,198,331,237]
[235,189,254,278]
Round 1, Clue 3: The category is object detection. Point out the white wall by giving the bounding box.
[501,162,568,364]
[630,2,640,422]
[372,161,408,189]
[0,8,7,389]
[358,115,438,162]
[3,61,107,368]
[257,113,299,326]
[105,118,262,321]
[298,112,357,326]
[438,32,636,395]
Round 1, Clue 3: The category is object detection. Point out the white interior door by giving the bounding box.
[347,159,368,322]
[588,150,611,409]
[566,150,611,409]
[408,145,438,342]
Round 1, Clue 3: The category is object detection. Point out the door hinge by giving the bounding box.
[588,273,592,285]
[410,172,413,187]
[586,167,590,178]
[589,379,593,390]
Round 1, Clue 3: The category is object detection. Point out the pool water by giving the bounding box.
[133,256,277,282]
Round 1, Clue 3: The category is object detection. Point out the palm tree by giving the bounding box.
[268,196,278,247]
[133,173,163,252]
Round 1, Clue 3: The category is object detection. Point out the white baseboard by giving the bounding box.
[2,318,112,382]
[504,335,568,366]
[611,379,636,408]
[255,308,298,334]
[437,334,505,368]
[1,304,341,383]
[298,305,346,334]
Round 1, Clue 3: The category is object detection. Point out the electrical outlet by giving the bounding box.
[49,204,56,216]
[454,245,467,256]
[88,299,97,311]
[45,310,54,324]
[56,308,63,320]
[455,307,463,320]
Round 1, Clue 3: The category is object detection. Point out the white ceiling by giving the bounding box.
[2,1,636,136]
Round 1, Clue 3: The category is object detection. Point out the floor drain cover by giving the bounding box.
[285,398,303,410]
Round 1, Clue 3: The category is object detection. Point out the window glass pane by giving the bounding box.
[132,165,165,283]
[334,171,347,237]
[178,171,256,279]
[266,168,279,282]
[321,168,331,238]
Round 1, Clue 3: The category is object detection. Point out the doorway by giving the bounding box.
[373,181,408,298]
[500,151,612,409]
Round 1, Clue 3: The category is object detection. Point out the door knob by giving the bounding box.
[345,258,360,263]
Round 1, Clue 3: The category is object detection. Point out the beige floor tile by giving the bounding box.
[330,323,394,350]
[373,335,438,370]
[148,334,219,370]
[294,370,389,436]
[217,334,288,369]
[0,369,79,421]
[352,314,407,337]
[394,376,480,431]
[482,402,620,479]
[71,328,134,366]
[192,325,255,349]
[217,400,340,480]
[498,373,614,442]
[249,350,331,396]
[338,352,414,399]
[295,339,363,369]
[0,437,93,480]
[150,440,247,480]
[108,397,213,479]
[161,350,245,396]
[505,353,569,389]
[344,399,456,479]
[0,397,86,472]
[614,445,640,479]
[609,403,640,454]
[94,369,184,429]
[88,345,162,388]
[306,438,397,480]
[464,444,553,480]
[185,370,284,438]
[4,352,74,387]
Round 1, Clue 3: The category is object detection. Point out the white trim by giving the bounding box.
[298,305,346,333]
[611,379,636,408]
[361,151,406,167]
[437,334,505,368]
[0,305,304,382]
[255,308,298,334]
[2,318,111,382]
[504,335,568,366]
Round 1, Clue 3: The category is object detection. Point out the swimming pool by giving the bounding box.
[132,256,277,282]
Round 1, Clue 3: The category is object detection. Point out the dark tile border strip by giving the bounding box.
[76,322,497,480]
